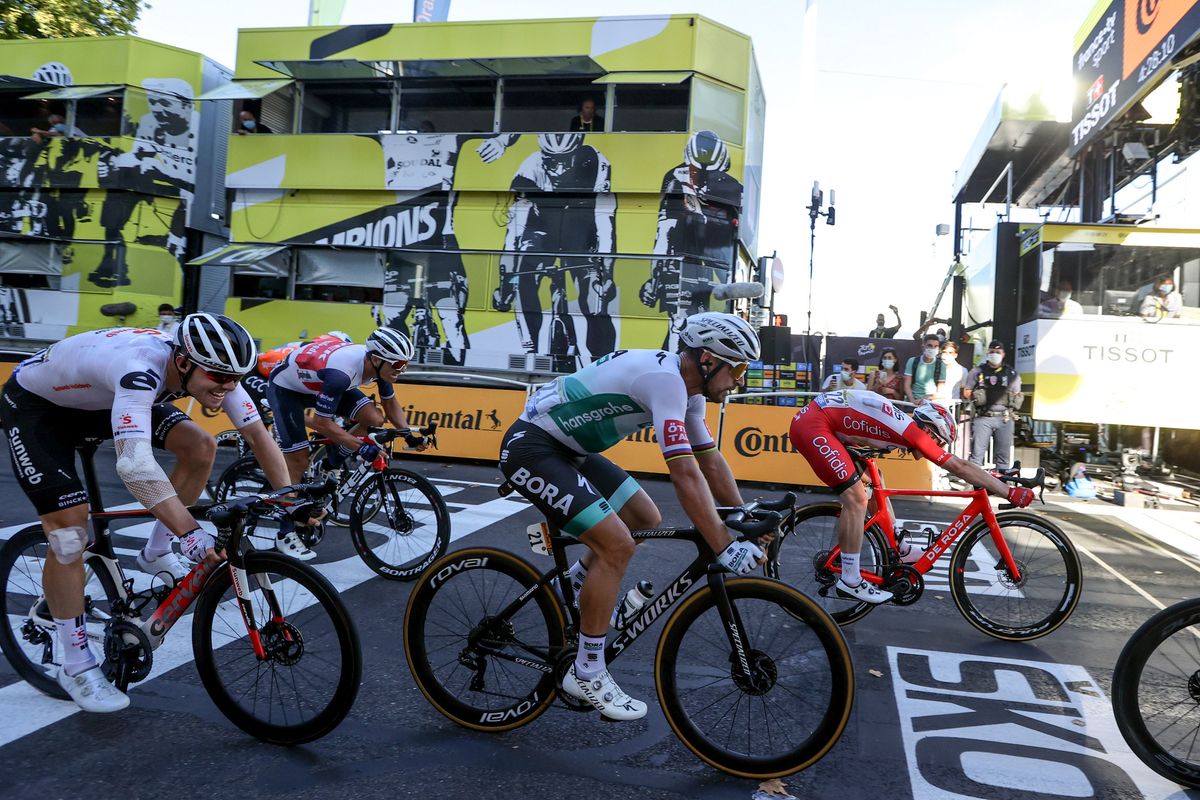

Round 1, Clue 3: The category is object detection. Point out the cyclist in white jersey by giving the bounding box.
[499,312,764,721]
[0,314,294,713]
[267,327,420,558]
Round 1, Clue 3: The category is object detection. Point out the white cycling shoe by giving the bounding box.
[276,531,316,562]
[562,665,647,721]
[136,548,190,582]
[836,577,893,604]
[57,665,130,713]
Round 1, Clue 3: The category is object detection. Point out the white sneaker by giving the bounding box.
[136,548,190,582]
[836,577,894,605]
[275,530,316,561]
[57,665,130,713]
[561,665,647,721]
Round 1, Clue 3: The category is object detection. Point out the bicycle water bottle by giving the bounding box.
[611,580,654,629]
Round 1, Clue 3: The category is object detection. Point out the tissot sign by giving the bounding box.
[1071,0,1200,155]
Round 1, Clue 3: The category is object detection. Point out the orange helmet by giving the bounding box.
[256,343,300,378]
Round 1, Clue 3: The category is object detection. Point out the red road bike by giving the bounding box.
[766,447,1082,641]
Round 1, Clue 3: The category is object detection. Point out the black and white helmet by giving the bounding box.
[679,312,760,363]
[174,313,257,375]
[538,133,583,155]
[366,327,414,363]
[685,130,730,172]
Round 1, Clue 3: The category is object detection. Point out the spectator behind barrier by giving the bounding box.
[236,109,273,135]
[821,358,865,391]
[868,305,902,338]
[935,340,966,402]
[569,96,603,132]
[904,334,944,403]
[963,339,1023,470]
[866,347,902,400]
[1136,272,1182,318]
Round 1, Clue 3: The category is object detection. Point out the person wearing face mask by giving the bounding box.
[235,109,273,135]
[821,358,866,391]
[867,348,903,400]
[1137,272,1182,319]
[963,340,1023,470]
[1039,278,1083,318]
[156,303,179,336]
[935,341,966,402]
[904,334,945,403]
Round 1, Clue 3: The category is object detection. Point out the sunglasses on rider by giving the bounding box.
[708,353,749,381]
[199,367,242,385]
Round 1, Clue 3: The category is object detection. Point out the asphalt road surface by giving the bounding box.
[1,445,1198,800]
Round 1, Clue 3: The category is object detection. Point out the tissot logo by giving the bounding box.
[1087,74,1105,104]
[733,425,797,458]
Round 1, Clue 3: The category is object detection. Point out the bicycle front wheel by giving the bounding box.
[211,455,270,503]
[349,468,450,580]
[1113,598,1200,788]
[404,547,565,731]
[191,551,362,745]
[948,511,1081,641]
[656,576,854,779]
[766,503,887,626]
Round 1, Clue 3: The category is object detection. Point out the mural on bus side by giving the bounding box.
[228,128,747,368]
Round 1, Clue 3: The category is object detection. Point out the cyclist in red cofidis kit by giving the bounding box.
[788,390,1033,604]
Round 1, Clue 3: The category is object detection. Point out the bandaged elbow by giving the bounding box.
[114,438,177,508]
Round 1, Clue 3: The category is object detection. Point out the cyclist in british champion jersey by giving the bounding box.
[500,312,764,721]
[267,327,420,559]
[0,314,295,713]
[787,390,1035,604]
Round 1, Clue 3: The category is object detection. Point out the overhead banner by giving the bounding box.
[1071,0,1200,155]
[412,0,450,23]
[1016,316,1199,428]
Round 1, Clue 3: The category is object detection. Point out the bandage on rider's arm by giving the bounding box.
[114,437,177,509]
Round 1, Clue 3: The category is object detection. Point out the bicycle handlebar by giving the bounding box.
[996,464,1046,509]
[725,511,781,540]
[366,423,439,450]
[201,478,338,526]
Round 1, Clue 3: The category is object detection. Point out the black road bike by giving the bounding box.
[0,440,362,744]
[212,424,450,580]
[403,488,854,779]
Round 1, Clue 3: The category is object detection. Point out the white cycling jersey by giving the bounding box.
[14,327,260,440]
[521,349,713,459]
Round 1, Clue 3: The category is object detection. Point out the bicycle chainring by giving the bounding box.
[883,565,925,606]
[298,520,326,548]
[553,650,593,713]
[101,619,154,688]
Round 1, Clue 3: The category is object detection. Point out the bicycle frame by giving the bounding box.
[822,456,1022,586]
[71,440,276,659]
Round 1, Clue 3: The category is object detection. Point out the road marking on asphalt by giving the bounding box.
[888,646,1182,800]
[0,488,526,747]
[1073,539,1167,613]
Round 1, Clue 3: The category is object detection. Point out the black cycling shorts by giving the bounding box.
[498,419,642,538]
[266,381,372,453]
[0,377,189,515]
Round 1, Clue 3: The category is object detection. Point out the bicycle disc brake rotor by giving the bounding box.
[730,649,778,696]
[260,620,305,666]
[101,619,154,685]
[299,520,326,547]
[1188,670,1200,704]
[883,565,925,606]
[995,558,1028,591]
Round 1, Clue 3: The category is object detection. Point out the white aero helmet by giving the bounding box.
[366,327,415,363]
[913,400,957,449]
[538,133,583,155]
[679,312,760,363]
[685,130,730,172]
[175,313,258,375]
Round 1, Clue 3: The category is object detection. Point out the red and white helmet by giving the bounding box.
[913,400,956,449]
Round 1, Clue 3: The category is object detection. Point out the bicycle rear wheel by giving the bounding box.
[766,503,886,626]
[191,551,362,745]
[404,547,565,731]
[211,455,270,503]
[0,525,117,699]
[1112,598,1200,788]
[349,468,450,580]
[656,576,854,779]
[948,511,1081,640]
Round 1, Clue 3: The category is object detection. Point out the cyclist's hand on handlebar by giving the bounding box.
[181,529,222,564]
[717,539,764,575]
[356,441,381,462]
[1007,486,1035,508]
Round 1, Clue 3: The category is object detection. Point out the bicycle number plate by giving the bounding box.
[527,522,552,556]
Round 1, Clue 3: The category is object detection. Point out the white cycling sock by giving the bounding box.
[575,633,606,679]
[566,560,588,597]
[143,520,174,559]
[54,615,96,677]
[840,551,861,585]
